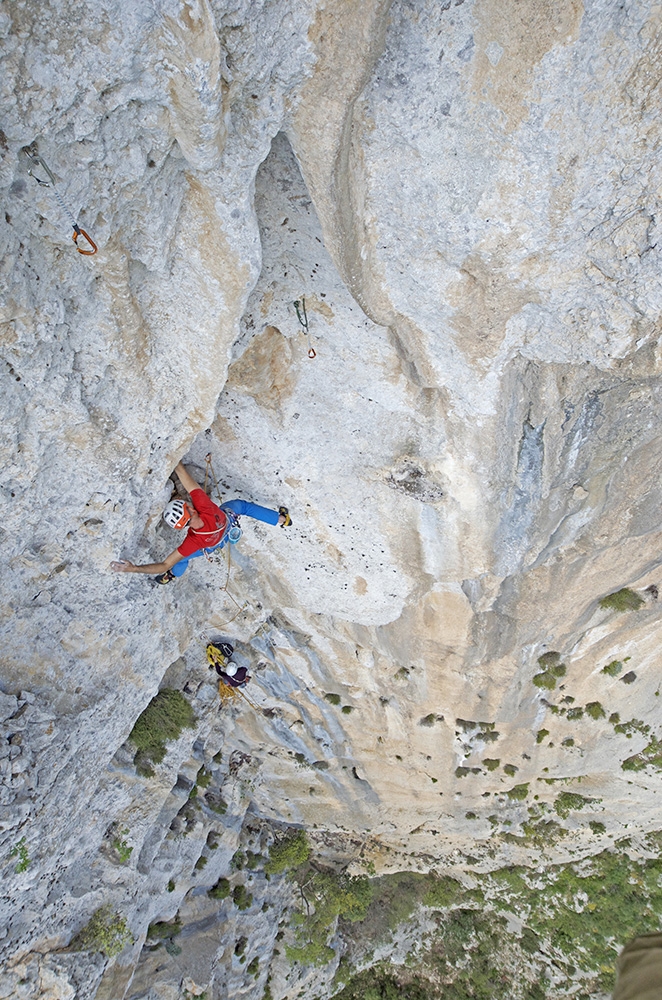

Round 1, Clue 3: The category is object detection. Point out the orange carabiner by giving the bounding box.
[72,226,97,255]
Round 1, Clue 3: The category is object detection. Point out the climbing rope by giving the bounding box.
[23,146,97,255]
[199,457,250,625]
[294,296,316,358]
[217,681,241,705]
[203,452,224,504]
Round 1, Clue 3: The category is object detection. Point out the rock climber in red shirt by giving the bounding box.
[111,461,290,584]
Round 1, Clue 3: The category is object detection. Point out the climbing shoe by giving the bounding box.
[278,506,292,527]
[155,570,175,584]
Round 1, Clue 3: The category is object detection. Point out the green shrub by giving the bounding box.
[554,792,591,818]
[129,689,196,776]
[533,672,557,690]
[247,957,259,976]
[586,702,605,720]
[194,856,208,871]
[503,764,519,776]
[332,968,429,1000]
[614,718,649,737]
[10,836,29,873]
[537,651,561,668]
[71,906,133,957]
[167,879,175,892]
[264,830,310,875]
[567,707,584,721]
[589,821,606,835]
[324,693,341,705]
[233,884,253,910]
[147,916,182,940]
[599,589,644,612]
[286,870,373,967]
[341,705,354,714]
[622,737,662,772]
[602,660,623,677]
[196,767,212,788]
[205,792,227,815]
[208,877,231,900]
[507,783,529,800]
[483,758,500,770]
[520,927,541,954]
[111,827,133,864]
[423,876,463,909]
[536,730,549,744]
[285,940,335,966]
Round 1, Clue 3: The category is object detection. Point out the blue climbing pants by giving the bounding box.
[171,499,280,577]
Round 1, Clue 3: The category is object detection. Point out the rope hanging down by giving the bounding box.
[200,452,249,627]
[203,452,224,504]
[294,296,316,358]
[23,146,97,255]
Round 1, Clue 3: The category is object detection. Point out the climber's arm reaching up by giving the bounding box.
[174,462,201,497]
[111,549,184,575]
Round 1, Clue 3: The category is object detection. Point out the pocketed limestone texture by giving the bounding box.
[1,1,661,998]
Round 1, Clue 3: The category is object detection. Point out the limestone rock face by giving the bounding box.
[1,1,662,998]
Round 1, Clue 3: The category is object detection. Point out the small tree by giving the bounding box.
[265,830,310,875]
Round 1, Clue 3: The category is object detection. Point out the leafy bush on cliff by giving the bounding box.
[147,916,182,940]
[553,792,592,818]
[70,906,133,957]
[286,870,373,967]
[599,588,644,612]
[208,877,231,900]
[129,689,196,776]
[326,838,662,997]
[265,829,310,875]
[532,654,566,691]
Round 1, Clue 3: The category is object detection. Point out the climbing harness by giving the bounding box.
[200,453,241,558]
[293,296,316,358]
[23,146,97,255]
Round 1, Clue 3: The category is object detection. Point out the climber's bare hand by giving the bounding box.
[111,560,134,573]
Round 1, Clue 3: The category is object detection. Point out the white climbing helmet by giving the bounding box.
[163,498,191,530]
[224,661,238,677]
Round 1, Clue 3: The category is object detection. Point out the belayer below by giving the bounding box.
[111,461,291,584]
[206,640,250,687]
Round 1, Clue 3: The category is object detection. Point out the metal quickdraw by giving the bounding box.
[293,296,316,358]
[23,147,97,255]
